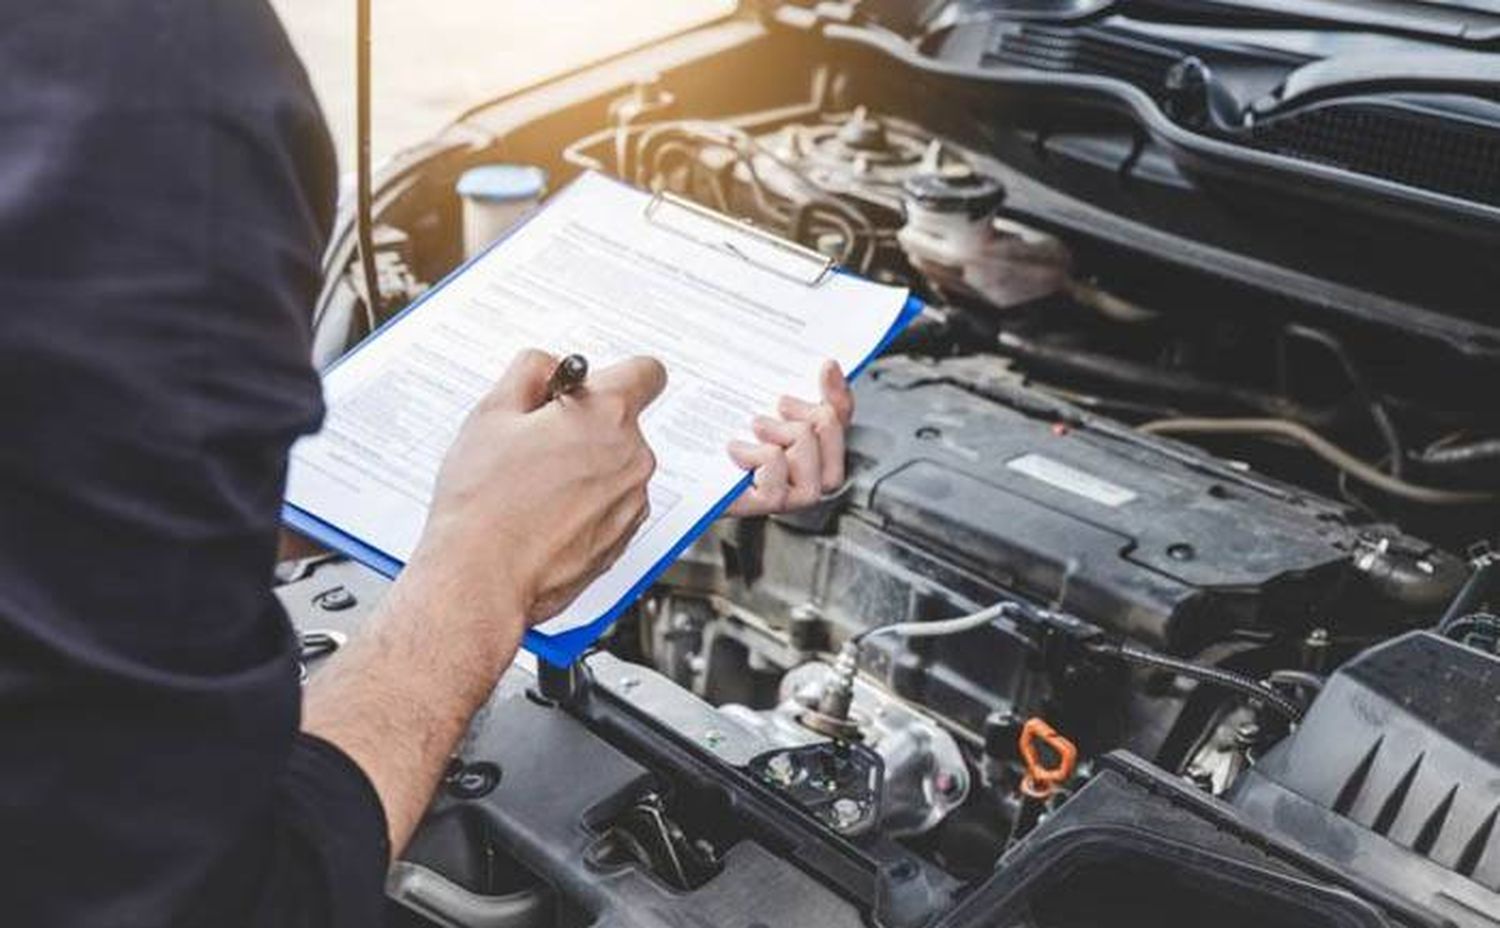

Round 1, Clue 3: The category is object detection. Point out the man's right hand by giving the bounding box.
[403,349,667,658]
[306,348,665,854]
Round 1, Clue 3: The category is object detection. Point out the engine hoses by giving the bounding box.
[1085,640,1306,724]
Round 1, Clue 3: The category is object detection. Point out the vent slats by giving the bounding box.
[1372,753,1423,836]
[1332,737,1382,816]
[989,24,1178,88]
[1457,805,1499,879]
[1413,786,1457,856]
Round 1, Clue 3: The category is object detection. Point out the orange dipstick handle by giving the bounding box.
[1018,717,1078,799]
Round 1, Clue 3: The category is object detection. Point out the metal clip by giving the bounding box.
[643,190,835,287]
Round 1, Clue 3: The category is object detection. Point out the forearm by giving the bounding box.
[302,352,666,856]
[301,561,524,855]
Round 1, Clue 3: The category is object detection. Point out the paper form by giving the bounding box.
[286,172,910,637]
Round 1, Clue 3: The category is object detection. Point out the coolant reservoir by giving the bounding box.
[897,171,1071,309]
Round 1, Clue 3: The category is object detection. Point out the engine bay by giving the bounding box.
[288,4,1500,926]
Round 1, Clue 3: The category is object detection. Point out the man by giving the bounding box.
[0,2,853,925]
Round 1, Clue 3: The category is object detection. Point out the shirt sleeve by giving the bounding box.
[0,2,390,924]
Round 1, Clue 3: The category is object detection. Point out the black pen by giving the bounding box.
[546,353,589,402]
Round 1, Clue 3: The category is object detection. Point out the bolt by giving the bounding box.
[312,586,356,612]
[619,675,641,691]
[457,771,486,791]
[1234,721,1262,746]
[1167,543,1196,562]
[831,798,862,828]
[766,753,797,786]
[704,729,725,749]
[790,603,821,623]
[1304,627,1332,673]
[446,761,501,799]
[934,771,961,798]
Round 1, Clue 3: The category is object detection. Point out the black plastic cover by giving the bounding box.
[938,752,1396,928]
[1231,631,1500,927]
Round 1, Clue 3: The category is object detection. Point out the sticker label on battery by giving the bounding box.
[1006,453,1137,507]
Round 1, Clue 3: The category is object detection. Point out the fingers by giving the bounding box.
[488,349,558,413]
[819,360,855,427]
[724,360,854,517]
[774,361,853,493]
[590,356,668,419]
[726,440,790,516]
[752,416,822,508]
[776,396,846,493]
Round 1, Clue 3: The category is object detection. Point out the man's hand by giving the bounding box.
[303,349,666,855]
[727,360,855,516]
[411,349,666,641]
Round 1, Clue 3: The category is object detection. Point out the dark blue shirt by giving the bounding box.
[0,2,389,924]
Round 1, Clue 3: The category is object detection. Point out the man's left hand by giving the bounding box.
[727,360,855,516]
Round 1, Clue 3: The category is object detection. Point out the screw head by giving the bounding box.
[766,753,798,786]
[831,798,863,828]
[446,761,501,799]
[934,771,961,797]
[312,586,357,612]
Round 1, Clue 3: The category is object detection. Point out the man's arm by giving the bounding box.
[0,6,851,926]
[0,4,388,926]
[303,350,665,851]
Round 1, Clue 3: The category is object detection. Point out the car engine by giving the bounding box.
[284,4,1500,926]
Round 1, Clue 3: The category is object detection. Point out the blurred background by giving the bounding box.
[270,0,734,167]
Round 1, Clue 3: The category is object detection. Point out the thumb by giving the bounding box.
[489,348,558,413]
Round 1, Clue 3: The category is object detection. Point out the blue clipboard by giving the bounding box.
[283,172,923,666]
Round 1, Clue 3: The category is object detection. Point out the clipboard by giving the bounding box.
[283,172,922,667]
[643,190,835,287]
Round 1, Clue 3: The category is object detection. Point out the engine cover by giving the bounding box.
[844,356,1422,651]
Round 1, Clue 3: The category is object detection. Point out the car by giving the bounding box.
[281,3,1500,926]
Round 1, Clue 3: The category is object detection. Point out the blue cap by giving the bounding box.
[456,164,548,203]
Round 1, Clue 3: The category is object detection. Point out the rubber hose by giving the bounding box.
[1088,640,1305,723]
